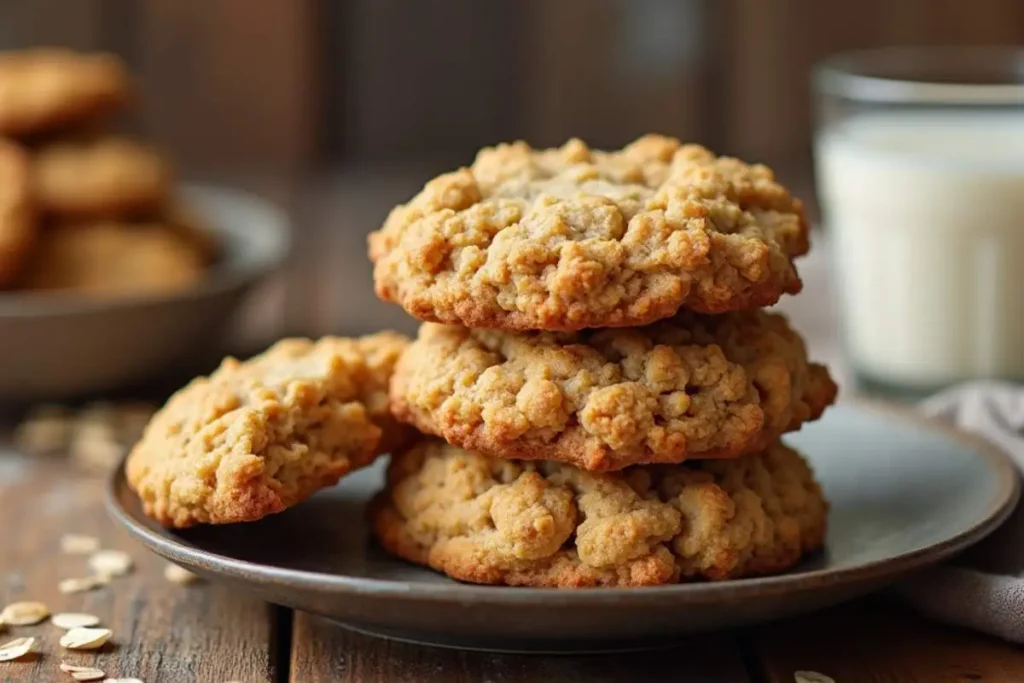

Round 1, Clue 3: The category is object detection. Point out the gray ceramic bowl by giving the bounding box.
[0,185,290,402]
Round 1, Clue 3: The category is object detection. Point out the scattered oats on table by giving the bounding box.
[0,600,49,625]
[70,419,125,473]
[59,626,112,650]
[52,612,102,629]
[88,549,133,577]
[0,636,35,661]
[60,662,107,681]
[61,533,101,554]
[794,672,836,683]
[14,404,72,455]
[13,401,157,471]
[163,563,200,585]
[59,575,109,595]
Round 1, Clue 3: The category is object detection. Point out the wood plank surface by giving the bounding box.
[748,598,1024,683]
[0,452,281,683]
[290,614,751,683]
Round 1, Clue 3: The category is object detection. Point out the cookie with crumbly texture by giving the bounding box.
[127,332,411,527]
[370,438,828,587]
[21,221,205,296]
[0,49,130,137]
[32,137,170,218]
[369,135,807,331]
[391,311,836,471]
[0,139,35,288]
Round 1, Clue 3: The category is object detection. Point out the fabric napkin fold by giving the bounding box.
[892,381,1024,643]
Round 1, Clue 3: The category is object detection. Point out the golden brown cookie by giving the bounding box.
[391,311,836,471]
[32,137,170,218]
[20,221,205,296]
[0,49,130,137]
[0,139,35,287]
[127,332,411,527]
[370,438,828,587]
[369,135,808,331]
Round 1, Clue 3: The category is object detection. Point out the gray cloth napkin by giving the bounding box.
[893,381,1024,642]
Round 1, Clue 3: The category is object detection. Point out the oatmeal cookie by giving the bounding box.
[21,221,205,296]
[370,438,828,587]
[0,49,130,137]
[0,140,35,287]
[32,137,170,218]
[369,135,808,330]
[127,332,411,527]
[391,311,836,471]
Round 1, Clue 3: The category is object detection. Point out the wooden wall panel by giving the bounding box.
[132,0,320,174]
[521,0,711,149]
[0,0,106,51]
[340,0,713,159]
[717,0,1024,171]
[341,0,526,164]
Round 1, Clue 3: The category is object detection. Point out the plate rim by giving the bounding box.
[106,397,1021,606]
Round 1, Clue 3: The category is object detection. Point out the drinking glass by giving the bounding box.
[813,47,1024,397]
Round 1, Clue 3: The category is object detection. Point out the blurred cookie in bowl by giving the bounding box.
[0,185,290,401]
[31,136,171,219]
[0,45,289,401]
[20,220,206,296]
[0,139,34,287]
[0,48,131,138]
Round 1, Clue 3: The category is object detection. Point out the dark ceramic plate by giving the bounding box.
[107,402,1019,653]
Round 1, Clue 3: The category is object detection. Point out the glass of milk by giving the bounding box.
[813,47,1024,397]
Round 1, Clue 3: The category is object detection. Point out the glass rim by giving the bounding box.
[813,46,1024,104]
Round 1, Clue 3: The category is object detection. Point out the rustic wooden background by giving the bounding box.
[5,0,1023,172]
[2,0,1022,344]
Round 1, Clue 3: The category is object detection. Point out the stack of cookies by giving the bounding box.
[0,48,215,296]
[125,135,836,590]
[365,135,838,587]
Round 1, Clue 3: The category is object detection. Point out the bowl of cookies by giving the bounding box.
[0,49,290,401]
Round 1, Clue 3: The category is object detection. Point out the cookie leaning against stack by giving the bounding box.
[126,332,411,527]
[368,135,838,586]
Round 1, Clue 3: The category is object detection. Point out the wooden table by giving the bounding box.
[2,454,1023,683]
[3,174,1023,682]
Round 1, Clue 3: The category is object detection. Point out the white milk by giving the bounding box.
[815,112,1024,386]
